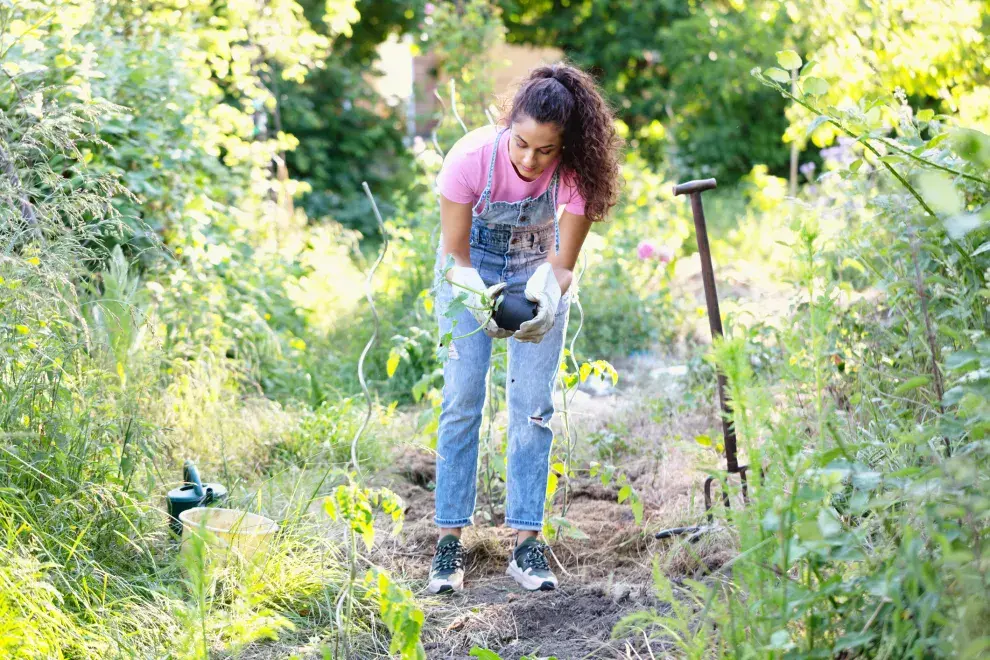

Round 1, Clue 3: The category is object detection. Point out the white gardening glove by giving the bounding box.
[514,262,562,344]
[447,266,512,339]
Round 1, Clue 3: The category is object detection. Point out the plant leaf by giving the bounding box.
[776,50,802,70]
[917,171,963,215]
[630,495,644,526]
[386,349,401,378]
[806,114,830,137]
[617,484,631,503]
[893,375,930,395]
[802,76,829,96]
[764,67,790,83]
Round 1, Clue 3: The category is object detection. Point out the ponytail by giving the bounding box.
[508,63,622,222]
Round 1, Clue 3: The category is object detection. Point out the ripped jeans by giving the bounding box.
[433,221,570,531]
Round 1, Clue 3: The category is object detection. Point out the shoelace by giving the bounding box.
[433,542,464,573]
[521,542,550,571]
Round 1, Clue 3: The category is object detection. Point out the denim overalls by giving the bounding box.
[433,127,571,531]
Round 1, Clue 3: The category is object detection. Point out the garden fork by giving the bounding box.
[655,178,752,541]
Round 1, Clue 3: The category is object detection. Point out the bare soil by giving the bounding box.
[239,252,785,659]
[371,352,738,659]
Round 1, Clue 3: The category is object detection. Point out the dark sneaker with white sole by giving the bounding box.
[506,537,558,591]
[427,534,465,594]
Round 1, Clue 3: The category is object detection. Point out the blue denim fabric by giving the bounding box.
[432,128,570,531]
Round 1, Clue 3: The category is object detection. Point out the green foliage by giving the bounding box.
[0,2,428,657]
[269,398,390,471]
[426,0,508,140]
[499,0,688,160]
[777,0,990,151]
[85,245,148,377]
[502,0,990,183]
[284,0,424,236]
[0,545,86,657]
[3,0,988,656]
[321,478,428,657]
[323,479,404,550]
[656,1,796,179]
[364,569,427,660]
[578,150,692,358]
[613,559,721,659]
[499,0,796,181]
[636,62,989,657]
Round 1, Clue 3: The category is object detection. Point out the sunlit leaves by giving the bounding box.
[386,348,401,378]
[764,67,791,83]
[917,171,964,216]
[776,49,803,71]
[364,570,426,660]
[950,127,990,169]
[802,76,829,97]
[324,0,362,38]
[323,481,404,551]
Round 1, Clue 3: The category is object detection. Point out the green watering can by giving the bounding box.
[166,460,227,536]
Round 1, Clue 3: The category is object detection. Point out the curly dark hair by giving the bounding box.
[506,63,623,223]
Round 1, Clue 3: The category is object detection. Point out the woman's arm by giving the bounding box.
[548,209,592,295]
[439,194,474,273]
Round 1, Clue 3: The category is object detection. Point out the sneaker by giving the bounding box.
[427,534,465,594]
[506,537,558,591]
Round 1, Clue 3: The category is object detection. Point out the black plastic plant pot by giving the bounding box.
[494,283,538,331]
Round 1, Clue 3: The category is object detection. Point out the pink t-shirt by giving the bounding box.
[436,125,586,216]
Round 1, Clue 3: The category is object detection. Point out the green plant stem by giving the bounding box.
[879,136,990,186]
[334,525,356,659]
[766,76,981,287]
[482,350,502,525]
[560,253,588,517]
[450,324,491,342]
[909,234,950,457]
[766,81,940,222]
[446,279,488,298]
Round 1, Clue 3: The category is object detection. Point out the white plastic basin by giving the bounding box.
[178,506,278,565]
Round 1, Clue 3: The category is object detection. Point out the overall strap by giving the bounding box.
[550,167,561,253]
[471,127,506,216]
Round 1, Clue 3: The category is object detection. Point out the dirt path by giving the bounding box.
[237,254,783,659]
[375,353,737,659]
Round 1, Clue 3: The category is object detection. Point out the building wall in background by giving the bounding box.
[371,38,562,137]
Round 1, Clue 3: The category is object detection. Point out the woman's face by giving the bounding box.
[508,115,563,181]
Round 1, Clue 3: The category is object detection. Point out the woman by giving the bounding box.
[428,63,622,593]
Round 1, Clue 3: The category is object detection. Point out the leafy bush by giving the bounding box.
[499,0,797,181]
[577,149,692,358]
[624,56,989,658]
[0,3,428,656]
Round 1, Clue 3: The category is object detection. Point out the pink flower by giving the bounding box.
[637,241,674,263]
[425,2,435,15]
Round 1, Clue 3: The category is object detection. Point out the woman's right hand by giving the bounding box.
[447,266,512,338]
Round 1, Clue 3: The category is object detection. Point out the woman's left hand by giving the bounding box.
[515,263,562,344]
